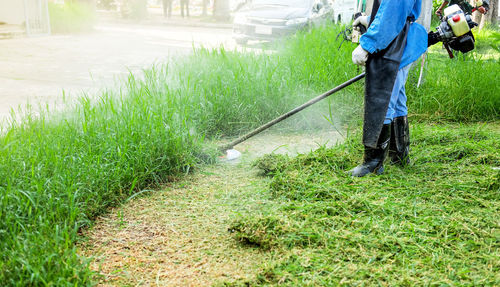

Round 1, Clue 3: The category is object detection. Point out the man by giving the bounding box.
[348,0,428,177]
[436,0,489,16]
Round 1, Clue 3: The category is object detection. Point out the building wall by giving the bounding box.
[0,1,25,25]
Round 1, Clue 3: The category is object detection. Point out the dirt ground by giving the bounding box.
[81,161,271,286]
[80,129,342,286]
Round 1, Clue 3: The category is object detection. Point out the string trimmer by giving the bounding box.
[220,73,366,156]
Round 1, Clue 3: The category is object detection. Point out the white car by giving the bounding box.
[233,0,334,45]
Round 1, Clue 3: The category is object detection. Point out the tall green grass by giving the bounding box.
[153,28,363,136]
[407,47,500,121]
[0,89,204,285]
[0,23,498,284]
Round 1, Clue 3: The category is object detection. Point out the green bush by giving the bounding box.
[48,2,95,33]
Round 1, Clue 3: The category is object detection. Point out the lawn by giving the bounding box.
[0,22,498,285]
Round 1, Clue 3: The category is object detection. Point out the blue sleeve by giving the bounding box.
[360,0,416,54]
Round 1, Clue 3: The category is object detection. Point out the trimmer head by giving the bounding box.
[225,149,242,161]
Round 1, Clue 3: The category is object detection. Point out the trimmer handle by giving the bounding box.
[357,24,367,34]
[353,12,367,34]
[351,12,367,44]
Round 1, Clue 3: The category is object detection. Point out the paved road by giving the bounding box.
[0,23,234,122]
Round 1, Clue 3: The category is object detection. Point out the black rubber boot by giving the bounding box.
[349,124,391,177]
[389,116,410,166]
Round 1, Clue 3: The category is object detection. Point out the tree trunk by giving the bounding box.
[470,0,498,30]
[418,0,433,31]
[486,0,498,25]
[214,0,229,21]
[202,0,209,16]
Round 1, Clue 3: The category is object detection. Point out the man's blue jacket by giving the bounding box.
[360,0,428,68]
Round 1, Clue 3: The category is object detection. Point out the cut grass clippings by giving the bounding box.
[80,161,273,286]
[230,123,500,286]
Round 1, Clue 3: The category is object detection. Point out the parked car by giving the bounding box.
[233,0,334,45]
[332,0,358,24]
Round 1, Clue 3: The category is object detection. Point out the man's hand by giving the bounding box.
[353,15,369,29]
[435,1,448,17]
[352,45,369,66]
[477,6,487,14]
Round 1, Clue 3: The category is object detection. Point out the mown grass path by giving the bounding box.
[80,160,271,286]
[79,122,500,286]
[79,130,342,286]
